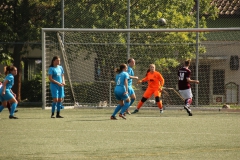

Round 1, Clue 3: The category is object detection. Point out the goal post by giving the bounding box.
[42,28,240,109]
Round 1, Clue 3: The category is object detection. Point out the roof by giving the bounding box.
[211,0,240,16]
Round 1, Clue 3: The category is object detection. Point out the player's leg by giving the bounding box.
[56,86,64,118]
[179,89,193,116]
[7,101,11,113]
[111,90,123,120]
[125,87,135,115]
[154,90,163,113]
[132,88,152,114]
[56,98,63,118]
[119,97,130,119]
[8,98,18,119]
[0,100,7,113]
[3,90,18,119]
[50,84,58,118]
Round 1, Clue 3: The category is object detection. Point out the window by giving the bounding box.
[213,70,225,95]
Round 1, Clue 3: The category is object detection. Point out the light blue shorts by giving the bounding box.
[0,90,14,102]
[128,86,135,96]
[50,84,65,98]
[114,89,129,101]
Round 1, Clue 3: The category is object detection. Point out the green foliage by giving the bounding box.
[72,81,117,104]
[21,72,42,102]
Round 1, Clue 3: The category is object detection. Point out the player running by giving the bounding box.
[178,59,199,116]
[111,64,130,120]
[0,66,19,119]
[0,81,18,114]
[124,58,138,115]
[48,56,65,118]
[132,64,165,114]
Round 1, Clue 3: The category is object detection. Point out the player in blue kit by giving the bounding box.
[48,56,65,118]
[125,58,138,115]
[0,66,18,119]
[111,64,130,120]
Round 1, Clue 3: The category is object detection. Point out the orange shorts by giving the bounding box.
[143,87,161,98]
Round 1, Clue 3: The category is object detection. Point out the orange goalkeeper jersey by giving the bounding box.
[142,71,164,89]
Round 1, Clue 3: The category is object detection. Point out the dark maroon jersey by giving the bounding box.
[178,67,191,90]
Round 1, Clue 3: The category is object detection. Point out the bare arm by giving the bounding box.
[124,78,128,95]
[129,75,138,79]
[1,80,8,95]
[62,74,65,85]
[48,75,64,86]
[187,78,199,84]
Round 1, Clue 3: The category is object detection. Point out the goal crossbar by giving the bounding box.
[42,28,240,33]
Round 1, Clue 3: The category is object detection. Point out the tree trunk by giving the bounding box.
[12,44,23,102]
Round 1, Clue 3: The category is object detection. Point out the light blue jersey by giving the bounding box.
[114,71,129,101]
[48,66,64,84]
[127,66,135,96]
[127,66,134,87]
[0,74,15,101]
[48,65,65,98]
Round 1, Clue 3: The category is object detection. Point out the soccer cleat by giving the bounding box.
[9,115,18,119]
[126,110,131,115]
[119,114,127,120]
[131,109,139,114]
[160,109,163,113]
[51,115,55,118]
[14,110,18,113]
[184,105,192,116]
[119,113,126,117]
[110,116,118,120]
[56,115,64,118]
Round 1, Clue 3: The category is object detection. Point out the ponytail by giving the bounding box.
[4,66,16,75]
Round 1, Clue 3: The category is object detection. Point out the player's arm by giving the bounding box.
[48,75,62,86]
[1,80,8,95]
[158,73,165,87]
[187,78,199,84]
[124,78,128,95]
[129,75,138,79]
[138,76,148,84]
[62,74,65,85]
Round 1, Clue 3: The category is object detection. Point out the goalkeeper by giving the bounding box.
[132,64,165,114]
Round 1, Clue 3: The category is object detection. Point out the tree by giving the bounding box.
[0,0,61,101]
[63,0,218,74]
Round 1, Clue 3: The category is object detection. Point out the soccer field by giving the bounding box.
[0,108,239,160]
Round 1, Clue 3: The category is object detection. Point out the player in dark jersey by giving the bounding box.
[178,60,199,116]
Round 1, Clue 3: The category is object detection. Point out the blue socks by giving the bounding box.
[56,102,61,112]
[129,98,135,108]
[10,103,17,116]
[120,101,130,115]
[112,104,121,116]
[51,102,57,113]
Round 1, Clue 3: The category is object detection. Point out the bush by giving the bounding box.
[21,73,42,102]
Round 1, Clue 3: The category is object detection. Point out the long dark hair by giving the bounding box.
[49,56,60,67]
[115,64,127,73]
[4,66,16,75]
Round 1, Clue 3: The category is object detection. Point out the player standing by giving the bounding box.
[125,58,138,115]
[178,60,199,116]
[0,66,18,119]
[132,64,165,114]
[48,56,65,118]
[111,64,130,120]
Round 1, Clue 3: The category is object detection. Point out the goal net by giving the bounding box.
[42,28,240,109]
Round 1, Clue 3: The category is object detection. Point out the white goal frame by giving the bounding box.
[42,28,240,109]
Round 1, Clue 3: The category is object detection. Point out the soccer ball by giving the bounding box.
[158,18,167,26]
